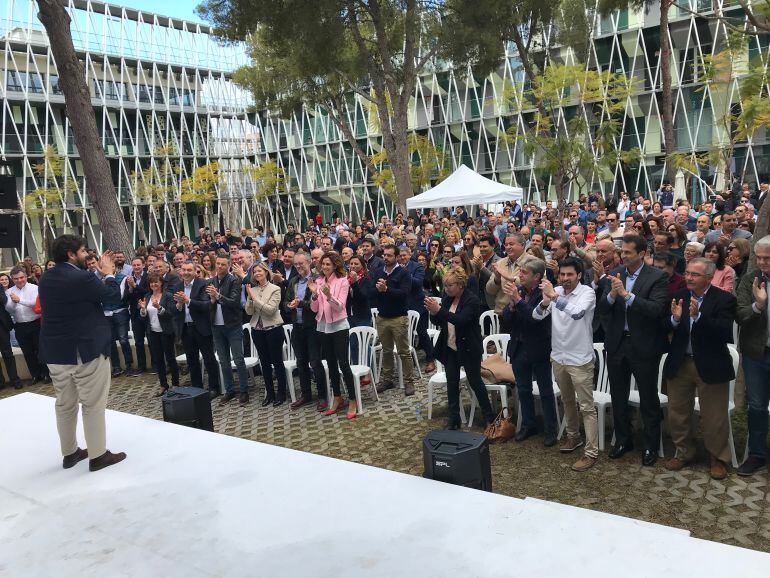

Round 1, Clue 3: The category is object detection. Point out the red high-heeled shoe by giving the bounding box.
[323,397,345,416]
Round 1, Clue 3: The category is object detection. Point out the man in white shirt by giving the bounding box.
[6,266,49,383]
[533,256,598,472]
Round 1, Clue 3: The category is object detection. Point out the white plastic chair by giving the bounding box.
[628,353,669,457]
[282,324,298,403]
[694,345,740,468]
[346,326,379,414]
[479,310,500,337]
[426,332,469,423]
[468,334,512,426]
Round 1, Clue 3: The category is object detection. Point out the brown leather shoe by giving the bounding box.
[291,396,311,410]
[219,392,237,405]
[559,435,584,453]
[62,447,88,469]
[424,361,436,373]
[571,455,597,472]
[664,457,692,471]
[404,382,415,396]
[89,450,127,472]
[710,456,728,480]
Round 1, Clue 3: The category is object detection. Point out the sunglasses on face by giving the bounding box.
[443,250,453,254]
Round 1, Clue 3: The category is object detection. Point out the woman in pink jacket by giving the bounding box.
[310,251,357,419]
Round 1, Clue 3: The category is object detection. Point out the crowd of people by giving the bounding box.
[3,181,769,479]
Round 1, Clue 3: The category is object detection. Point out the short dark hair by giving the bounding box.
[9,265,27,277]
[51,234,87,263]
[558,256,584,275]
[381,243,397,255]
[622,233,647,254]
[653,252,677,267]
[477,234,496,247]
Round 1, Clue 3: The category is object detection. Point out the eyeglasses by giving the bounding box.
[443,250,453,254]
[684,271,706,278]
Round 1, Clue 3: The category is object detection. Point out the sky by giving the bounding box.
[115,0,207,24]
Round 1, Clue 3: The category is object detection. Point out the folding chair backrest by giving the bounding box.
[349,326,377,367]
[482,333,510,362]
[593,343,610,393]
[283,324,295,361]
[728,344,739,403]
[429,331,445,373]
[479,310,500,337]
[407,310,420,347]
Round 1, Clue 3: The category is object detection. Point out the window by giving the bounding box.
[49,75,62,94]
[6,71,24,92]
[27,73,44,94]
[137,85,151,103]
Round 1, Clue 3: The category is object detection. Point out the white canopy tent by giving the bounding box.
[405,165,524,210]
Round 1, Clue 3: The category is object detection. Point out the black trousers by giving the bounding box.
[148,330,179,390]
[0,325,19,383]
[251,326,287,400]
[182,323,219,392]
[14,319,46,379]
[417,309,435,363]
[444,353,495,426]
[607,336,662,450]
[320,329,355,399]
[131,313,153,370]
[292,324,326,400]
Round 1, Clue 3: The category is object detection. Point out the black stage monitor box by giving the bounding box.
[423,429,492,492]
[0,175,18,210]
[0,213,21,248]
[162,386,214,431]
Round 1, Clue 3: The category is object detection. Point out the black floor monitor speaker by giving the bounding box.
[0,213,21,248]
[423,429,492,492]
[0,175,18,210]
[162,386,214,431]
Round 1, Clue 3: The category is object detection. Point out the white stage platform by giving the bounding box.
[1,393,768,577]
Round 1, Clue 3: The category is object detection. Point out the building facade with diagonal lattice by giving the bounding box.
[2,1,769,261]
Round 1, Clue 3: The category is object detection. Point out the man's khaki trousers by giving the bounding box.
[49,355,111,458]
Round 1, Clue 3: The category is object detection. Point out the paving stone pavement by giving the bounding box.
[3,368,770,553]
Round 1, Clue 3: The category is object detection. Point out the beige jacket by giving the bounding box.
[245,282,283,329]
[485,252,530,314]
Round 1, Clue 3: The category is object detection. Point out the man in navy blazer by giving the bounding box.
[38,235,127,472]
[501,257,558,445]
[397,247,435,372]
[173,261,220,396]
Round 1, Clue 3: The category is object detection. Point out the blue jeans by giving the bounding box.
[212,324,250,394]
[108,310,133,370]
[511,346,558,434]
[744,350,770,460]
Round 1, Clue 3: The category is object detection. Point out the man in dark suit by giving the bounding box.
[157,259,183,294]
[208,254,251,405]
[597,233,669,466]
[173,261,220,397]
[398,246,435,373]
[0,288,21,389]
[38,235,126,472]
[663,257,737,479]
[126,256,153,373]
[501,257,558,445]
[283,252,327,410]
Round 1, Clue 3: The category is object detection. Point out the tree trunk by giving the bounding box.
[660,0,676,184]
[37,0,133,256]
